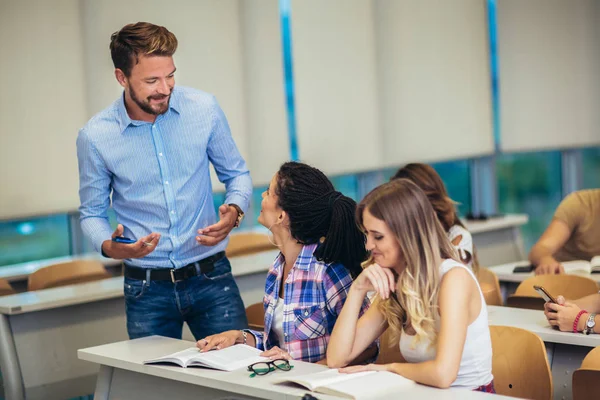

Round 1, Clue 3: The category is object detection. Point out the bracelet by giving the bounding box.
[241,330,247,345]
[573,310,588,333]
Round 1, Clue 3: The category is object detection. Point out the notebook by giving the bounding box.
[143,344,268,371]
[274,369,415,400]
[562,256,600,274]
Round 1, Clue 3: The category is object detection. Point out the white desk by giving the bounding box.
[463,214,528,267]
[488,305,600,400]
[79,336,513,400]
[0,250,279,400]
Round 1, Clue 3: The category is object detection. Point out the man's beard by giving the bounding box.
[130,86,171,116]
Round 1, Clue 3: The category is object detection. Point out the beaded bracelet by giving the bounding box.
[573,310,588,333]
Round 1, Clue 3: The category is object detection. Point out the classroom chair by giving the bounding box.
[507,274,599,310]
[490,325,552,400]
[28,260,112,291]
[477,267,503,306]
[245,302,265,331]
[375,327,404,365]
[226,232,275,258]
[0,278,16,296]
[572,346,600,400]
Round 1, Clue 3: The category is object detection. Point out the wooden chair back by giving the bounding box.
[573,346,600,400]
[245,302,265,331]
[477,267,503,306]
[0,279,15,296]
[490,325,552,400]
[226,233,275,258]
[507,275,598,310]
[28,260,111,291]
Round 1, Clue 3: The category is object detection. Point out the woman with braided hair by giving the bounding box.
[197,162,376,364]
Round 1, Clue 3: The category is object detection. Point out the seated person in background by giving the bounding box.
[529,189,600,275]
[197,162,375,364]
[391,163,479,273]
[327,179,494,392]
[544,293,600,334]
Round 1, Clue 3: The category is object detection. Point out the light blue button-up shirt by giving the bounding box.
[77,86,252,268]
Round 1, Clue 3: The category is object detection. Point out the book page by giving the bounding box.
[590,256,600,270]
[143,347,200,367]
[321,371,416,400]
[189,344,268,371]
[277,369,375,391]
[562,260,591,273]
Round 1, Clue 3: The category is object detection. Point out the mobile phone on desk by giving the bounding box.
[112,236,136,244]
[533,285,557,303]
[513,264,535,273]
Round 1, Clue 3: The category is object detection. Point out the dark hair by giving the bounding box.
[110,22,178,76]
[275,162,366,279]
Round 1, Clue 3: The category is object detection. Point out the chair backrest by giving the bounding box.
[226,233,275,258]
[0,278,15,297]
[28,260,111,291]
[490,325,552,400]
[375,327,404,365]
[477,267,503,306]
[245,302,265,331]
[573,346,600,400]
[508,274,599,310]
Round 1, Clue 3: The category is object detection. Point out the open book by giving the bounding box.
[275,369,415,400]
[562,256,600,274]
[143,344,268,371]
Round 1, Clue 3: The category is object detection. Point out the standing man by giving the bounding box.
[77,22,251,340]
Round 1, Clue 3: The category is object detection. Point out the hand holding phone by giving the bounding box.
[533,285,557,303]
[112,236,137,244]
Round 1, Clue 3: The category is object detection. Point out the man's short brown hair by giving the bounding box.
[110,22,178,76]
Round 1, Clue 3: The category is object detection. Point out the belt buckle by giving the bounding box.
[169,269,182,283]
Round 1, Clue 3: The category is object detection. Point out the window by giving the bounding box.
[0,214,70,266]
[582,147,600,189]
[497,151,563,251]
[330,174,359,202]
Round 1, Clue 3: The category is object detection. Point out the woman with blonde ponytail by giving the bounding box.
[327,179,494,392]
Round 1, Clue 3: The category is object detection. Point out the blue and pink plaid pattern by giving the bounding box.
[249,243,371,363]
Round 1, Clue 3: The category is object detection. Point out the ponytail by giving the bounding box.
[276,162,367,279]
[314,193,366,279]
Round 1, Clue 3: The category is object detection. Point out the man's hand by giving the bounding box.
[101,224,160,259]
[196,204,238,246]
[535,255,564,275]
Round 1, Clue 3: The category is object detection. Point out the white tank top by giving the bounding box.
[271,298,286,348]
[399,259,493,389]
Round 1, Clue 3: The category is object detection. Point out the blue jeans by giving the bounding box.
[124,256,248,340]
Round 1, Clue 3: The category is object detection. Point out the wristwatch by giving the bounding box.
[229,204,244,228]
[584,313,596,335]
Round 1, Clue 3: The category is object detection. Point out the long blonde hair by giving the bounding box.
[356,179,459,347]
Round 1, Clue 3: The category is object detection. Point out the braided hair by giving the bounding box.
[275,162,366,279]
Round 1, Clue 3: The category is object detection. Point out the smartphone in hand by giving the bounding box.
[533,285,557,303]
[112,236,136,244]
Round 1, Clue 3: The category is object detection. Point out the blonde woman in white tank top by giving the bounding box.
[327,179,494,391]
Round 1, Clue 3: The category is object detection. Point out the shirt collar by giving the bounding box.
[273,243,320,273]
[116,88,181,134]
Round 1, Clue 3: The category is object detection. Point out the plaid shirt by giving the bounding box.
[249,243,371,363]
